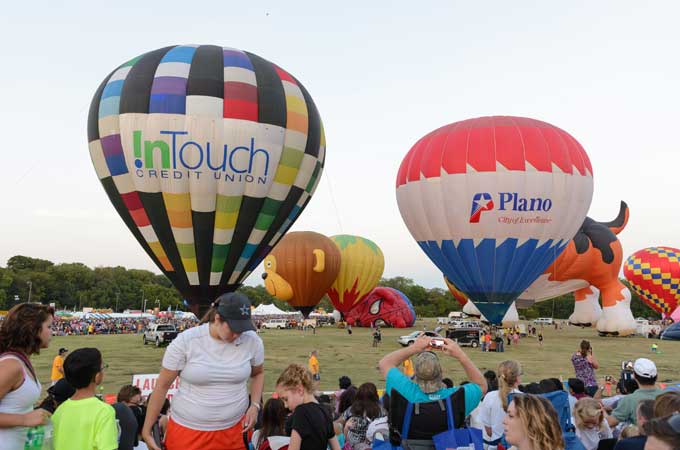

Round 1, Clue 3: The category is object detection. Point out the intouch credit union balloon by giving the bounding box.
[624,247,680,316]
[88,45,325,313]
[327,235,384,315]
[262,231,341,317]
[396,116,594,323]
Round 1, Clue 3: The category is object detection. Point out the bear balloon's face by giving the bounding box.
[263,255,294,301]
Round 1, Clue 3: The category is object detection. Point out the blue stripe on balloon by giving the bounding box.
[397,289,417,326]
[149,94,186,114]
[420,237,564,323]
[98,97,120,118]
[105,153,128,177]
[101,80,124,99]
[240,243,259,260]
[161,46,197,64]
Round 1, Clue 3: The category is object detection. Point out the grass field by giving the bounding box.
[31,319,679,397]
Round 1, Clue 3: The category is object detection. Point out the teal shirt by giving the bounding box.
[385,367,483,416]
[612,387,662,425]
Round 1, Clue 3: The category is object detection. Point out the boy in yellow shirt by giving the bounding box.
[52,348,117,450]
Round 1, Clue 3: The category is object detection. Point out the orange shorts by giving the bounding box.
[165,416,252,450]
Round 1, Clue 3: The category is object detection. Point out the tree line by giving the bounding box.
[0,255,660,320]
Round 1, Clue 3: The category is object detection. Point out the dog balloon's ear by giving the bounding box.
[312,249,326,273]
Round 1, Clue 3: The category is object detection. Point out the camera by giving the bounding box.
[430,339,445,348]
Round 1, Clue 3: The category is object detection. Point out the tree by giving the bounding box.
[6,255,54,272]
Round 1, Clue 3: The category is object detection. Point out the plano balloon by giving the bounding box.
[88,45,325,313]
[396,116,593,323]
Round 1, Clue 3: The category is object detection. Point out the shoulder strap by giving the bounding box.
[0,351,37,381]
[401,401,414,440]
[444,396,455,430]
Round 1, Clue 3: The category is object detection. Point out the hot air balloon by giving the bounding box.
[327,235,384,316]
[444,276,469,308]
[397,116,594,324]
[345,287,416,328]
[624,247,680,316]
[88,45,325,315]
[262,231,340,316]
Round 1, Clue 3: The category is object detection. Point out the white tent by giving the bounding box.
[252,303,298,316]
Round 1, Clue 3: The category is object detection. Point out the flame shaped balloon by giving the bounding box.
[327,235,384,315]
[624,247,680,316]
[88,45,325,314]
[444,276,469,308]
[397,116,594,324]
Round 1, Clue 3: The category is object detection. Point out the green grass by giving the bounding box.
[31,319,680,397]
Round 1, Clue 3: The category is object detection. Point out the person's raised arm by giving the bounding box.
[442,339,487,395]
[587,353,599,369]
[378,334,431,378]
[142,368,179,450]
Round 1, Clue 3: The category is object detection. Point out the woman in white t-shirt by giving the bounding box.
[477,360,522,448]
[142,293,264,450]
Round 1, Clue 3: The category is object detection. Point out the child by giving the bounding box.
[252,398,290,450]
[573,397,613,450]
[51,348,118,450]
[308,350,320,382]
[276,364,341,450]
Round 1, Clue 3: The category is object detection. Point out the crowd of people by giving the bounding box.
[48,317,198,336]
[0,300,678,450]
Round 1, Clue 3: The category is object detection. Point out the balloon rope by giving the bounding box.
[324,166,344,233]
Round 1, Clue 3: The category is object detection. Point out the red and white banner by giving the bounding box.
[132,373,180,399]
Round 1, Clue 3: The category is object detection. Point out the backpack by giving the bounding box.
[375,388,482,450]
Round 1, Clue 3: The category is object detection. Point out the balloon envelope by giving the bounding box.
[263,231,340,316]
[327,235,384,315]
[88,45,325,313]
[397,116,593,323]
[345,287,416,328]
[624,247,680,316]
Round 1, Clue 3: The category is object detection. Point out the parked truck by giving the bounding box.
[143,323,178,347]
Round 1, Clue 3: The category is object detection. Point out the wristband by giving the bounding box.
[250,402,261,411]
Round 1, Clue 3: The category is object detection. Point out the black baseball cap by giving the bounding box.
[214,292,256,334]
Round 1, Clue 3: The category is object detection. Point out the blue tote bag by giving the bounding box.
[431,396,483,450]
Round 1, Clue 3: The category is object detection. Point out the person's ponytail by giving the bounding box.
[498,360,522,411]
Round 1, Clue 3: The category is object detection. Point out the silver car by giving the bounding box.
[397,331,442,347]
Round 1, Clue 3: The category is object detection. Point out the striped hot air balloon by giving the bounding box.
[396,116,594,324]
[88,45,325,314]
[624,247,680,316]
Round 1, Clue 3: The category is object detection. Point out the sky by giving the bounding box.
[1,1,678,290]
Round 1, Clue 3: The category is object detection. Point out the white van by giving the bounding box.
[533,317,554,325]
[261,318,288,329]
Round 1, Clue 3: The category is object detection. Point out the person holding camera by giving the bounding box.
[571,340,600,397]
[377,334,486,440]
